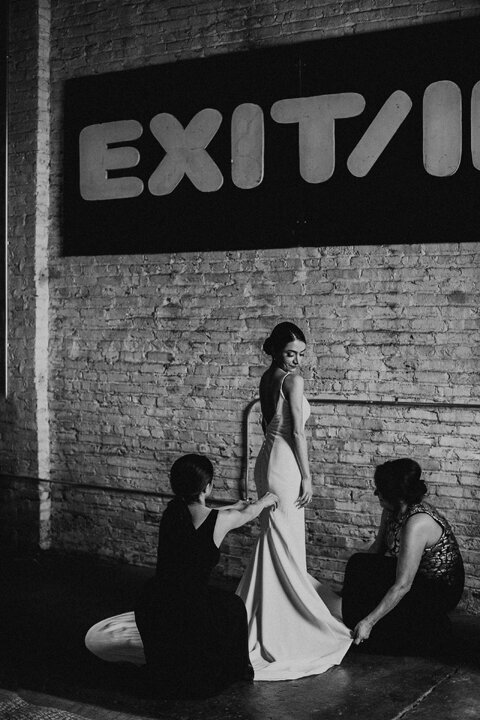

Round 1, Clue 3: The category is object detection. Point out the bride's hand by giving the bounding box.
[295,477,313,508]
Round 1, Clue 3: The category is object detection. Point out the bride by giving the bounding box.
[236,322,352,680]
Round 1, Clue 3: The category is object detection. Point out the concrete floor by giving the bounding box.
[1,552,479,720]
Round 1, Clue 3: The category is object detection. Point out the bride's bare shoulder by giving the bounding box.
[282,372,304,394]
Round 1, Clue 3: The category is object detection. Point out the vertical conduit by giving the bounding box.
[35,0,51,548]
[0,0,8,396]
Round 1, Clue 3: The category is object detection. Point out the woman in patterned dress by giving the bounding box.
[342,458,464,654]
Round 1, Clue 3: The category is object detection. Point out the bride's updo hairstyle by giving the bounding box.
[374,458,427,512]
[263,322,306,357]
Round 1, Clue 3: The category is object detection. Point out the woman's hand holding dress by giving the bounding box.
[352,514,431,640]
[260,491,279,510]
[352,618,373,644]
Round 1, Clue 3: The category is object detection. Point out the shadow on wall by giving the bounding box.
[0,476,44,554]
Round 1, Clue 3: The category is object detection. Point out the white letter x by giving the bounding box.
[149,109,223,195]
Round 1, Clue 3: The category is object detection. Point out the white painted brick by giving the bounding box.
[2,0,480,612]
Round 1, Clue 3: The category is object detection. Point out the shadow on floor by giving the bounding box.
[1,551,479,720]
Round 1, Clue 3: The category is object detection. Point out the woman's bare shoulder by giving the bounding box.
[404,511,438,532]
[283,372,304,394]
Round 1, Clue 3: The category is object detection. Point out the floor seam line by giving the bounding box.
[388,667,460,720]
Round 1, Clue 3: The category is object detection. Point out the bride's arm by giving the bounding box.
[283,373,312,507]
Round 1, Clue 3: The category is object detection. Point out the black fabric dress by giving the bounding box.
[135,505,252,698]
[342,502,464,655]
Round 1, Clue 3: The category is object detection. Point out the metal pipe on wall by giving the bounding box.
[2,396,479,504]
[242,397,480,499]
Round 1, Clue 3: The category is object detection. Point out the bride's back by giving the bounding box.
[259,368,289,428]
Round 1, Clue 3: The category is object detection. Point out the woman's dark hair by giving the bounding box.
[157,454,214,560]
[170,453,213,502]
[263,322,306,357]
[374,458,427,511]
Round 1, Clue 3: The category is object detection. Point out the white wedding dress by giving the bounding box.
[236,373,352,680]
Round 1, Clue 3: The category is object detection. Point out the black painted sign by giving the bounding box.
[63,18,480,255]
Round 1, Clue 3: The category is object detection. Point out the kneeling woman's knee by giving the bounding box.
[345,553,371,577]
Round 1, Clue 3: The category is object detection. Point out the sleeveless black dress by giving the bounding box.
[135,506,252,698]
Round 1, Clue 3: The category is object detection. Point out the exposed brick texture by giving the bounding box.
[47,244,480,612]
[1,0,42,478]
[0,476,48,553]
[2,0,480,613]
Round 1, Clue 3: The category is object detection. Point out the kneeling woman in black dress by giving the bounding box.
[342,458,464,655]
[86,454,278,699]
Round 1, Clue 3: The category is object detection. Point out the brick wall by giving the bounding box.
[0,476,50,553]
[0,0,52,550]
[48,244,480,611]
[2,0,480,612]
[1,0,42,478]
